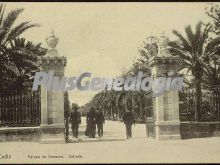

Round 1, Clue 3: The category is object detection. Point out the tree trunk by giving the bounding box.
[216,88,220,121]
[139,94,143,119]
[195,79,202,121]
[132,93,135,113]
[110,101,113,119]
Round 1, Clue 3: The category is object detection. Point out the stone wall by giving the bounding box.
[0,127,40,142]
[147,122,220,139]
[180,122,220,139]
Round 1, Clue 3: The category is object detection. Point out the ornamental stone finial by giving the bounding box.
[46,29,59,50]
[158,34,171,57]
[45,30,59,57]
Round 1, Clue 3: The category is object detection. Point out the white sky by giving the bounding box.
[6,2,216,106]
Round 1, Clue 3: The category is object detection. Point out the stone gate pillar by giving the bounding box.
[39,31,67,143]
[149,35,181,140]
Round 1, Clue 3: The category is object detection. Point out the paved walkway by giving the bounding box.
[1,117,220,163]
[68,117,146,143]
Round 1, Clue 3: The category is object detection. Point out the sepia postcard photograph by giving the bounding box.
[0,1,220,164]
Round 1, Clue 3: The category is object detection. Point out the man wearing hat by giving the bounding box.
[122,109,135,139]
[95,107,105,139]
[70,104,81,139]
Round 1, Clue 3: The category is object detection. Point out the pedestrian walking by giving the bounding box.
[95,107,105,139]
[70,105,81,139]
[86,107,96,138]
[122,110,135,139]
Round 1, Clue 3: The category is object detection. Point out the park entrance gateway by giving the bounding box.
[37,32,182,143]
[0,31,183,143]
[1,31,218,143]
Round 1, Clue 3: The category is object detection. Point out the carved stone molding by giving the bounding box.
[39,56,67,67]
[149,56,180,67]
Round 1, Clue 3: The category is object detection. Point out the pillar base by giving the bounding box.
[40,123,66,144]
[155,121,181,140]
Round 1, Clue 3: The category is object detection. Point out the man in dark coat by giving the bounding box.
[86,107,96,138]
[95,107,105,138]
[70,105,81,138]
[122,110,135,139]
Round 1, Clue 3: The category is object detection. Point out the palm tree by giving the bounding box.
[203,56,220,91]
[0,3,41,93]
[202,57,220,120]
[138,36,159,65]
[85,36,159,120]
[206,3,220,35]
[1,38,46,92]
[169,21,220,121]
[10,38,46,89]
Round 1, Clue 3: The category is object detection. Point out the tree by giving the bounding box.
[203,57,220,91]
[168,21,220,121]
[202,57,220,120]
[2,38,46,92]
[138,36,159,65]
[85,36,157,121]
[206,3,220,35]
[0,3,43,93]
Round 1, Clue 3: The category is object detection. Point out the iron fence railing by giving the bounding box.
[0,90,41,127]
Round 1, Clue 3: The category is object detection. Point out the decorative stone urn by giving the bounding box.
[45,30,60,57]
[39,30,67,144]
[46,30,59,50]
